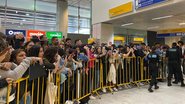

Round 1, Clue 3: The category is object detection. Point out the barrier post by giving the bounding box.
[6,83,12,104]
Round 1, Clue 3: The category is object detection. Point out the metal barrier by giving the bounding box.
[4,56,165,104]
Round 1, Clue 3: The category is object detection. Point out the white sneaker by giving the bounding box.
[102,88,107,93]
[118,86,123,90]
[89,95,96,100]
[139,82,144,86]
[127,85,131,88]
[113,87,118,92]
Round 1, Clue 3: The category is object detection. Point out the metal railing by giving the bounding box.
[4,57,165,104]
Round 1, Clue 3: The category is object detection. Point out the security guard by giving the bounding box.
[147,46,160,92]
[166,42,185,87]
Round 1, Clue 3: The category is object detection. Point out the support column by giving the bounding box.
[57,0,68,38]
[93,23,114,44]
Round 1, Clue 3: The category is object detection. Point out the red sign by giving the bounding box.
[27,30,45,41]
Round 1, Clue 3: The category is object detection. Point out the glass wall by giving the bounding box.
[68,5,91,34]
[0,0,91,34]
[0,0,57,31]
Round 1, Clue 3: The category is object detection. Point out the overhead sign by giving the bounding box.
[27,30,45,37]
[157,32,185,38]
[158,28,185,34]
[109,2,133,17]
[114,36,125,41]
[46,31,62,39]
[135,0,166,9]
[133,37,144,42]
[6,29,26,36]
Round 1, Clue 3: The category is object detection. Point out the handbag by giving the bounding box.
[44,71,58,104]
[0,86,15,104]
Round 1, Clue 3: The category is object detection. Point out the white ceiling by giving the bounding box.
[106,0,185,32]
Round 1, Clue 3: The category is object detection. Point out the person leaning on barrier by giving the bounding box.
[147,46,160,92]
[0,50,43,103]
[166,42,185,87]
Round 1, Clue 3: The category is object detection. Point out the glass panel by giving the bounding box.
[4,8,34,30]
[0,0,5,6]
[35,12,56,30]
[80,18,90,28]
[35,25,56,31]
[68,6,78,16]
[68,26,78,33]
[0,0,5,29]
[68,16,78,27]
[80,8,90,18]
[36,1,56,13]
[79,28,90,34]
[7,0,35,10]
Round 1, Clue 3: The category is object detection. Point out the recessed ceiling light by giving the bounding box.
[22,19,26,21]
[152,15,173,20]
[16,11,18,13]
[26,13,30,16]
[121,23,134,27]
[179,23,185,25]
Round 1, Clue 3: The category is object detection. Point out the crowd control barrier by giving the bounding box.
[5,57,166,104]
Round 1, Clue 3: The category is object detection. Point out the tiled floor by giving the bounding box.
[89,82,185,104]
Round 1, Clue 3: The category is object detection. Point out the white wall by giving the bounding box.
[92,23,113,44]
[92,0,131,24]
[101,23,114,43]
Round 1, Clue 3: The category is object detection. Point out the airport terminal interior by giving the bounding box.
[1,0,185,104]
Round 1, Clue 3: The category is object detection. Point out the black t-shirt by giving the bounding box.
[147,52,159,64]
[166,47,182,63]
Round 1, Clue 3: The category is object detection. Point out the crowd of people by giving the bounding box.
[0,32,185,104]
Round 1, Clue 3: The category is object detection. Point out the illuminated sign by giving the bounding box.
[135,0,166,9]
[6,29,26,36]
[46,31,62,39]
[109,2,133,17]
[133,37,144,42]
[27,30,45,37]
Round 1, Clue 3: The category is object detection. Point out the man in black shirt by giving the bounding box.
[166,42,185,87]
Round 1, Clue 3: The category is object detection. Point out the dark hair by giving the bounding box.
[172,42,177,47]
[95,46,102,54]
[44,47,58,63]
[10,49,25,64]
[178,41,184,45]
[65,38,71,42]
[31,36,40,43]
[51,36,58,41]
[75,39,80,44]
[24,41,34,49]
[111,44,116,49]
[58,48,66,58]
[40,35,45,40]
[122,46,128,54]
[141,43,146,46]
[27,45,41,57]
[151,46,157,52]
[68,48,76,54]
